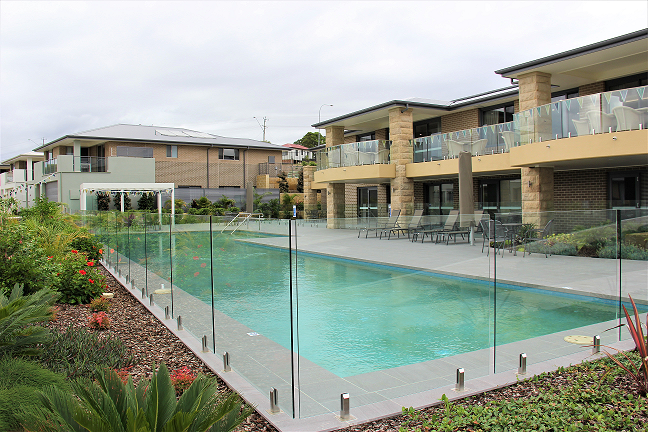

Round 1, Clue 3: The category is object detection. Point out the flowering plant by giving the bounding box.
[88,311,110,330]
[53,251,105,304]
[89,296,111,312]
[170,366,196,395]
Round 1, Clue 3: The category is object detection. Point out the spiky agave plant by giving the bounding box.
[602,294,648,396]
[38,363,254,432]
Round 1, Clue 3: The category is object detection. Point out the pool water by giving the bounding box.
[120,230,632,377]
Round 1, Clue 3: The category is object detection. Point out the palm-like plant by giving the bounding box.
[602,294,648,396]
[38,363,254,432]
[0,284,58,357]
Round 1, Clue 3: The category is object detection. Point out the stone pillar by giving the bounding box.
[388,107,414,216]
[518,72,552,144]
[521,167,554,227]
[325,126,346,227]
[302,166,318,219]
[326,183,345,228]
[325,126,345,148]
[73,139,81,172]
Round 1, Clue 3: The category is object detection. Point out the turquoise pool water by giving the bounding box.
[117,230,634,377]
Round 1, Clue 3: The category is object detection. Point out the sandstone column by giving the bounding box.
[518,72,552,143]
[302,165,318,219]
[388,107,414,216]
[325,125,345,228]
[521,166,553,227]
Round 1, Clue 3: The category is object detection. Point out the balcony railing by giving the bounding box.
[412,85,648,163]
[74,156,107,172]
[43,159,58,175]
[317,140,391,170]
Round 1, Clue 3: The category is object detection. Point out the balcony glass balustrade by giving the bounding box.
[412,85,647,163]
[74,156,107,172]
[43,159,58,175]
[317,140,391,171]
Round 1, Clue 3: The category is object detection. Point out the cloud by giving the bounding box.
[1,1,646,160]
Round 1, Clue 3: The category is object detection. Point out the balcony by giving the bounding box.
[317,140,391,171]
[74,156,107,172]
[43,159,58,175]
[412,85,648,162]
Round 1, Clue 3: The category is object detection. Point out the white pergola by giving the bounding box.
[79,183,175,217]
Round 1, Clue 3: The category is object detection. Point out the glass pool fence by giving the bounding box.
[81,208,648,420]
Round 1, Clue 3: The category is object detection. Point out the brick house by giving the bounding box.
[308,29,648,228]
[28,124,284,212]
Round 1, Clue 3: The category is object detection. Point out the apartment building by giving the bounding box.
[308,29,648,227]
[0,152,45,208]
[26,124,284,212]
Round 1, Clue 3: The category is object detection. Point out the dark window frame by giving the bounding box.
[606,73,648,92]
[166,145,178,158]
[479,102,515,127]
[218,148,240,160]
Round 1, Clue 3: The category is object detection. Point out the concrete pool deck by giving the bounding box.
[103,222,647,432]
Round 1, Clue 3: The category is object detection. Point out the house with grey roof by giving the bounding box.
[29,124,284,212]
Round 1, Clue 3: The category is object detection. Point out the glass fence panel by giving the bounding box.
[619,208,648,343]
[208,217,296,416]
[493,210,626,374]
[603,85,648,132]
[125,213,148,298]
[296,215,491,418]
[168,214,212,348]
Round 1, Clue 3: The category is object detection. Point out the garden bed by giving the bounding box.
[45,264,647,432]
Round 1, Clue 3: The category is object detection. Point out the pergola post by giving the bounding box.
[120,190,125,212]
[80,189,87,212]
[157,192,162,224]
[171,188,175,227]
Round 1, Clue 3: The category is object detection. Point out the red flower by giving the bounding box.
[47,256,53,260]
[71,250,78,254]
[193,272,199,277]
[193,256,199,260]
[197,245,202,248]
[99,249,103,254]
[200,263,206,268]
[110,249,114,253]
[87,261,94,266]
[79,269,87,275]
[89,279,94,283]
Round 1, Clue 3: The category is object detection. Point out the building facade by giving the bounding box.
[23,124,284,212]
[310,29,648,228]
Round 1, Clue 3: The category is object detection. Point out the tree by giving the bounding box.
[297,169,304,193]
[277,171,289,193]
[294,132,325,148]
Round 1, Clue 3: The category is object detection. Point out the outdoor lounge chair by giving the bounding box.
[523,219,554,258]
[380,209,424,240]
[358,210,401,238]
[435,221,471,245]
[480,219,509,256]
[412,210,458,243]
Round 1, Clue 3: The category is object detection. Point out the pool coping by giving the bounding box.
[102,258,640,432]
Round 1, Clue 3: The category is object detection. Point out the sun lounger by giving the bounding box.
[358,210,401,238]
[380,209,424,239]
[411,210,459,243]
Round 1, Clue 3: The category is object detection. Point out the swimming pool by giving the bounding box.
[116,229,638,378]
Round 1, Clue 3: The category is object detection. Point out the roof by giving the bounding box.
[495,28,648,76]
[2,151,45,165]
[282,143,310,150]
[33,124,284,152]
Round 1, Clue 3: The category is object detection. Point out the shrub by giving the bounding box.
[598,242,648,260]
[113,192,132,211]
[39,324,133,379]
[278,171,289,193]
[258,198,280,219]
[0,284,58,357]
[52,251,105,304]
[0,357,69,431]
[89,296,110,312]
[170,366,196,395]
[69,233,103,261]
[137,193,157,211]
[88,311,110,329]
[38,363,254,432]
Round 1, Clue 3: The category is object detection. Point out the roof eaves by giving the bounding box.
[495,28,648,76]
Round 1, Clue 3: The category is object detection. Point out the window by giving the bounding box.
[268,156,275,164]
[606,73,648,92]
[551,88,579,103]
[219,148,239,160]
[166,145,178,158]
[609,172,641,208]
[425,182,454,215]
[116,147,154,158]
[479,178,521,216]
[414,118,442,138]
[65,146,74,155]
[356,132,376,142]
[481,103,514,126]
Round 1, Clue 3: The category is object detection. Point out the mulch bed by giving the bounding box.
[45,264,646,432]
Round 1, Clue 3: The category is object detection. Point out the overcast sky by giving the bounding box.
[1,1,646,161]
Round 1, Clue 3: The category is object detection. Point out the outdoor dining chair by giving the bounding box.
[523,219,554,258]
[480,219,509,256]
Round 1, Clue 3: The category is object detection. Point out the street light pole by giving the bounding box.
[318,104,333,147]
